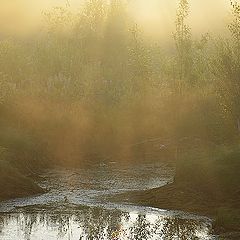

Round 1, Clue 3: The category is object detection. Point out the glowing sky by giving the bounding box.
[0,0,231,38]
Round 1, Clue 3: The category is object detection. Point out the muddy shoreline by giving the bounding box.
[0,161,45,202]
[109,182,240,236]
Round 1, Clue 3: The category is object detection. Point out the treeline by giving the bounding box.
[0,0,239,168]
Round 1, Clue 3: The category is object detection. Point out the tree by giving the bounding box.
[173,0,192,95]
[74,0,107,63]
[213,0,240,134]
[101,0,129,104]
[128,24,151,98]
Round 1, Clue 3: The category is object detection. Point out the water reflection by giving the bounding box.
[0,163,215,239]
[0,204,214,240]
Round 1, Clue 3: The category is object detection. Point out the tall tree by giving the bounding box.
[214,0,240,134]
[128,24,151,97]
[101,0,129,103]
[173,0,192,95]
[75,0,107,62]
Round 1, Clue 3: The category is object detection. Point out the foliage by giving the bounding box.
[212,0,240,133]
[0,0,239,168]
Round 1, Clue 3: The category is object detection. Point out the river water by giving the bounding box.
[0,161,217,239]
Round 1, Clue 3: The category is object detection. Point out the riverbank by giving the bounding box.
[110,148,240,235]
[111,182,240,232]
[0,161,45,201]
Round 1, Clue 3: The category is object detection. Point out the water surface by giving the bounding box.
[0,162,216,239]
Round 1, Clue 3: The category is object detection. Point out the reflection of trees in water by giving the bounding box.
[0,211,74,239]
[129,214,153,240]
[0,207,127,239]
[78,208,123,239]
[47,213,72,238]
[0,214,8,234]
[154,216,208,240]
[20,214,38,240]
[0,206,211,239]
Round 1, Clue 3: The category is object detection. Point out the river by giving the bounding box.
[0,161,217,239]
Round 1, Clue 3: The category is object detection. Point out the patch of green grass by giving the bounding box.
[175,145,240,196]
[213,207,240,233]
[0,160,45,201]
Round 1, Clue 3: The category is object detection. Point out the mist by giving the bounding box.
[0,0,240,238]
[0,0,230,39]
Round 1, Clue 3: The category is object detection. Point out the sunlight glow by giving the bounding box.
[0,0,229,38]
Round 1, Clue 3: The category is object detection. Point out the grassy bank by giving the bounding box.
[110,147,240,234]
[0,161,45,201]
